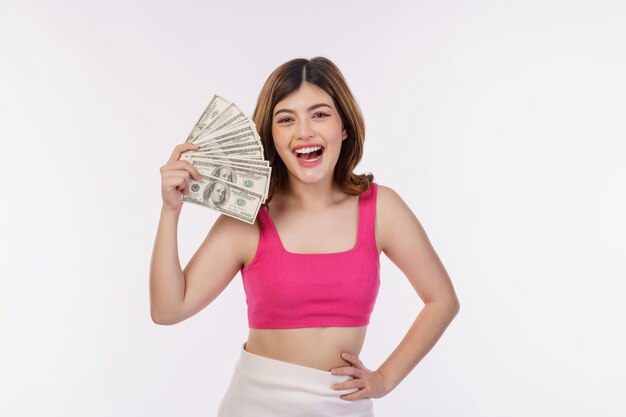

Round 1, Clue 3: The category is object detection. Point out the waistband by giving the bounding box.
[237,341,358,396]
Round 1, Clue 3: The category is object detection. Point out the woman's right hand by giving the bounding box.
[160,142,202,212]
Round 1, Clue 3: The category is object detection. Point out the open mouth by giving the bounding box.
[294,146,325,161]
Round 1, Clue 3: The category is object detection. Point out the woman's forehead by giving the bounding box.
[274,82,334,109]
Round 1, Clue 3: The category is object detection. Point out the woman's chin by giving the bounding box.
[289,169,332,184]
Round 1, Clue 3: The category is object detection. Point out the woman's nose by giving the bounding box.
[296,118,314,139]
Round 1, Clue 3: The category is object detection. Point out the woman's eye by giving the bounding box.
[277,117,294,124]
[313,112,329,118]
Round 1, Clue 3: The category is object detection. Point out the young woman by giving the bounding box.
[150,57,460,416]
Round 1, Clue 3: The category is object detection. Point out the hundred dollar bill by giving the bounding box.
[194,154,270,167]
[182,173,264,224]
[185,155,271,198]
[180,151,270,169]
[197,144,265,159]
[186,95,232,143]
[182,151,270,167]
[195,102,247,139]
[182,153,271,198]
[188,155,272,173]
[181,92,270,221]
[185,146,264,161]
[186,155,271,176]
[191,159,270,198]
[194,124,260,148]
[197,139,260,153]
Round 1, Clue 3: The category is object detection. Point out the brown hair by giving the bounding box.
[252,56,374,207]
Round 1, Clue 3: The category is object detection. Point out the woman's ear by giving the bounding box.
[342,128,348,140]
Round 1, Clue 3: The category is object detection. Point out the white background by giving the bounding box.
[1,1,624,416]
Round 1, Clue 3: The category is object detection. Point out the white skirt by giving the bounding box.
[217,341,375,417]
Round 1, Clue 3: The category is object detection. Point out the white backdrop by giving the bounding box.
[1,1,624,416]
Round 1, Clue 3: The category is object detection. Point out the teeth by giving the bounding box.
[294,145,322,154]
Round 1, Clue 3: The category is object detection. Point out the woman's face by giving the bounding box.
[271,82,347,185]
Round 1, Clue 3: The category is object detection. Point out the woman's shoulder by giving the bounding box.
[374,182,416,218]
[210,211,262,269]
[372,182,421,251]
[372,182,400,206]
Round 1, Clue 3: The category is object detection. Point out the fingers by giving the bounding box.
[341,352,361,365]
[331,378,366,391]
[161,160,202,181]
[330,352,372,400]
[159,143,201,208]
[338,352,363,370]
[331,366,363,378]
[339,388,367,401]
[330,375,367,401]
[163,171,191,194]
[167,142,200,164]
[330,352,362,375]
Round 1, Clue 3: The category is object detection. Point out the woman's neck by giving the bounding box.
[283,176,341,211]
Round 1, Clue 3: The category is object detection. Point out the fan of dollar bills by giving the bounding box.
[181,94,271,224]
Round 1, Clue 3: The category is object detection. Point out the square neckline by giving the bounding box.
[262,191,364,256]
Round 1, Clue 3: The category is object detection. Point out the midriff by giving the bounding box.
[245,326,368,372]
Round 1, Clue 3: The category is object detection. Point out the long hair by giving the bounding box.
[252,56,374,207]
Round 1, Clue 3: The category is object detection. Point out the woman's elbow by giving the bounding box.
[150,308,180,326]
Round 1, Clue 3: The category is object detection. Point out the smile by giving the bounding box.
[293,145,324,160]
[292,145,325,167]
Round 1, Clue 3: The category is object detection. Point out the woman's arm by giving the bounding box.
[149,206,186,324]
[149,211,247,325]
[149,142,246,325]
[375,185,460,392]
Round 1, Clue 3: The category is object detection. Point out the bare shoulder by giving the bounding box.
[374,183,424,254]
[212,212,260,269]
[376,183,411,211]
[374,183,457,306]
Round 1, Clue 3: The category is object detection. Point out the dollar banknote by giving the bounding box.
[186,95,231,142]
[182,173,265,224]
[181,94,270,222]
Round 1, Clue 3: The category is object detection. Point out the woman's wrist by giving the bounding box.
[161,204,182,218]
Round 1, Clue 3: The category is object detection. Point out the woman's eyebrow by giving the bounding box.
[273,103,332,117]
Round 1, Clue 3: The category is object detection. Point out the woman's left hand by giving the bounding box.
[330,352,390,400]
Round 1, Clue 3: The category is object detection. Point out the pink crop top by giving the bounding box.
[240,182,380,329]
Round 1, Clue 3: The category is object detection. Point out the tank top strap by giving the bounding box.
[255,205,282,250]
[358,182,379,255]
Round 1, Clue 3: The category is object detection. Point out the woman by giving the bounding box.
[150,57,460,416]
